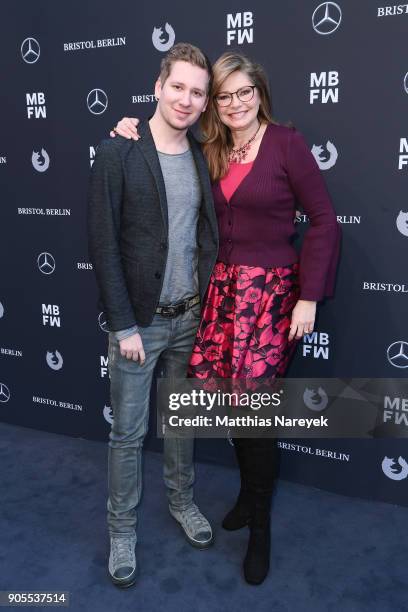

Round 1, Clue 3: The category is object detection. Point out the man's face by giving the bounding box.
[155,60,209,130]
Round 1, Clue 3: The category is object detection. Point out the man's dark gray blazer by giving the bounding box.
[87,120,219,332]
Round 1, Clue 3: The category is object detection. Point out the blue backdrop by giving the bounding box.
[0,0,407,506]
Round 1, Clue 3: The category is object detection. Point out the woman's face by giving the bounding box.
[215,70,260,132]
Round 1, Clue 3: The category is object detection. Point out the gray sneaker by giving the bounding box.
[108,534,137,588]
[169,503,213,549]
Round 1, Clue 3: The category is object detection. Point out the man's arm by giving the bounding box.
[87,139,137,332]
[88,140,146,364]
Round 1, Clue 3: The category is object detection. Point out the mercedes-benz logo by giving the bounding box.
[98,312,109,333]
[37,252,56,275]
[21,37,40,64]
[404,72,408,95]
[0,302,4,319]
[312,2,342,35]
[387,341,408,369]
[87,89,108,115]
[0,383,11,403]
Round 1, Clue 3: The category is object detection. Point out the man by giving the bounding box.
[88,43,218,588]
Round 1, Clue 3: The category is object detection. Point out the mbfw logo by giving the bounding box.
[0,302,4,318]
[311,141,338,170]
[90,145,96,167]
[310,71,339,104]
[0,383,11,403]
[89,145,97,167]
[42,304,61,327]
[100,355,108,378]
[396,211,408,236]
[383,396,408,426]
[21,37,40,64]
[87,89,108,115]
[398,138,408,169]
[381,456,408,481]
[303,387,329,411]
[387,341,408,369]
[26,92,46,119]
[98,312,109,333]
[0,156,6,164]
[37,252,55,275]
[46,350,63,371]
[227,12,254,45]
[377,5,408,17]
[303,332,330,359]
[312,2,342,35]
[103,405,114,425]
[32,148,50,172]
[152,23,175,52]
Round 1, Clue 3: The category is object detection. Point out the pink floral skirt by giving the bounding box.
[188,261,300,380]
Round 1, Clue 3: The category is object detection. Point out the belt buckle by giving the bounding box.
[161,306,176,318]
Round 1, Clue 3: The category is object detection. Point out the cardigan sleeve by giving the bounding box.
[286,128,341,301]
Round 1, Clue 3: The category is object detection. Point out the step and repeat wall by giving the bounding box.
[0,1,407,505]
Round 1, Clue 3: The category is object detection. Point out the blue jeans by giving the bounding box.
[106,304,201,537]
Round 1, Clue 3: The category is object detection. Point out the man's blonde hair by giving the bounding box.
[159,42,213,93]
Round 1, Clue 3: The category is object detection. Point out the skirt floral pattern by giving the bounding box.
[188,261,300,380]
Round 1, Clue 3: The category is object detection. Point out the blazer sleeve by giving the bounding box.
[286,128,341,301]
[87,139,137,331]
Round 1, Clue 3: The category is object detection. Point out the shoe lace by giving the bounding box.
[180,504,207,533]
[112,538,134,567]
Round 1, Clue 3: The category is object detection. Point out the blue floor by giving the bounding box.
[0,421,407,612]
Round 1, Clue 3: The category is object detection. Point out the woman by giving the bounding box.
[111,51,340,585]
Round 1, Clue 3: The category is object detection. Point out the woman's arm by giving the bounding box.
[110,117,140,140]
[286,128,341,303]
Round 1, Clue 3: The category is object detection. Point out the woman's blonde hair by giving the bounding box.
[201,52,275,182]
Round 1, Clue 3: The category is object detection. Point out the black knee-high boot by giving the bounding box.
[241,437,276,585]
[222,437,252,530]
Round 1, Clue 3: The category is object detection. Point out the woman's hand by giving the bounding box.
[289,300,316,341]
[110,117,140,140]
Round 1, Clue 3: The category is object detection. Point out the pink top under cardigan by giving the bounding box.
[213,123,341,302]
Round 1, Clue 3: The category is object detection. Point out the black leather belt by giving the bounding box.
[155,294,200,318]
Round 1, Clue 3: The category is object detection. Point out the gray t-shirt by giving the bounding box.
[158,148,201,305]
[115,147,201,341]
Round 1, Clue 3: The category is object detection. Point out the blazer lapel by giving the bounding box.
[136,120,168,234]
